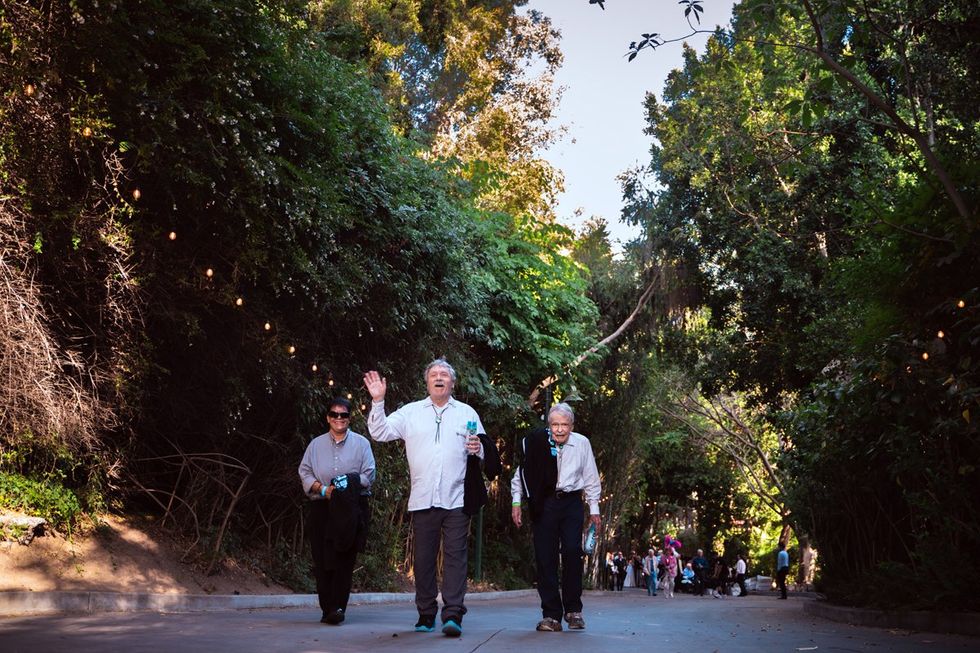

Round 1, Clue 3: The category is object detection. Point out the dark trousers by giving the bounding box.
[308,501,357,616]
[777,567,789,598]
[736,572,747,596]
[531,494,585,620]
[411,507,470,623]
[693,569,705,595]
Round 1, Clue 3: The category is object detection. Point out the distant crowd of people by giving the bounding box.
[603,542,790,599]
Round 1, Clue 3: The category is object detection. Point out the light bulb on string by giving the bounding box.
[360,404,366,411]
[937,330,945,339]
[131,189,141,201]
[328,378,334,387]
[168,231,177,241]
[235,297,243,306]
[287,345,296,355]
[264,322,272,331]
[81,126,93,138]
[346,393,353,400]
[922,352,929,361]
[957,300,966,309]
[205,268,214,278]
[24,83,35,96]
[311,364,318,372]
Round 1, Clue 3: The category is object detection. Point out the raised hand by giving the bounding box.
[362,370,387,402]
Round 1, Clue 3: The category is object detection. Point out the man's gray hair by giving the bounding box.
[548,402,575,422]
[424,358,457,382]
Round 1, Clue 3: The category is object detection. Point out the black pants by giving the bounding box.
[532,494,585,620]
[693,569,705,595]
[776,567,789,598]
[308,500,358,616]
[736,572,747,596]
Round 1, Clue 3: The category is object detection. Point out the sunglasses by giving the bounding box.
[327,411,350,419]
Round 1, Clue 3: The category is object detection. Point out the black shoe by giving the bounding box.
[324,609,345,625]
[414,615,436,632]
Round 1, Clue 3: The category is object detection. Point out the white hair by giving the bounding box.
[548,402,575,422]
[423,358,456,382]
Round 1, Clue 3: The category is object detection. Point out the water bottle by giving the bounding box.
[583,522,596,555]
[465,420,478,455]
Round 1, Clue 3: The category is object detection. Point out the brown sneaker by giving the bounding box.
[536,617,563,632]
[565,612,585,629]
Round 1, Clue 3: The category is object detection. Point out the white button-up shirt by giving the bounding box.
[368,397,485,512]
[510,431,602,515]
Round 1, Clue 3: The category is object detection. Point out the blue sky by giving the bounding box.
[524,0,735,250]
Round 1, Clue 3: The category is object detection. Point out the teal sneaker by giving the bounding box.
[442,619,462,637]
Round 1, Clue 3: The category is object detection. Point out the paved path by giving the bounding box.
[2,590,977,652]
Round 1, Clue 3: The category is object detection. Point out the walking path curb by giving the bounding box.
[803,598,980,637]
[0,589,538,617]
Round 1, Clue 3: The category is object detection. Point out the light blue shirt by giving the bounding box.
[777,549,789,570]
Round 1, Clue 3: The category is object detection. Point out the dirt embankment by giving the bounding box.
[0,512,292,595]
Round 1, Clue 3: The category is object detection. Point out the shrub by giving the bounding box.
[0,472,82,532]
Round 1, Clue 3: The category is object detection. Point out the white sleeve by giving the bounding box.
[510,468,524,504]
[367,400,406,442]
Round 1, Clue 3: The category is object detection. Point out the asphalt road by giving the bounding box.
[1,590,976,653]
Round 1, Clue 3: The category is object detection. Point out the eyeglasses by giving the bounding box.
[327,411,350,419]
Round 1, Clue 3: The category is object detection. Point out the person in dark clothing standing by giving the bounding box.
[613,551,627,591]
[511,403,602,632]
[692,548,709,596]
[298,397,376,625]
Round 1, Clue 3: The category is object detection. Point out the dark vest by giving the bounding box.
[518,427,558,522]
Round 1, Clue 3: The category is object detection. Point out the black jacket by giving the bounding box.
[463,432,501,516]
[326,474,370,553]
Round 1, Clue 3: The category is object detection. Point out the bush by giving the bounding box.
[0,472,83,532]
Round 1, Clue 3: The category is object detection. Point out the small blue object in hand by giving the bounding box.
[584,523,596,555]
[332,474,348,491]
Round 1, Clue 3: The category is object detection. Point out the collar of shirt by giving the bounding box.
[423,397,457,409]
[330,431,349,445]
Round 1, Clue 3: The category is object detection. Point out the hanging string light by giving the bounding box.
[311,364,318,372]
[264,322,272,331]
[287,345,296,355]
[235,297,243,306]
[937,330,945,339]
[131,189,141,201]
[168,231,177,241]
[24,83,35,96]
[81,126,93,138]
[328,378,334,387]
[957,300,966,309]
[205,268,214,279]
[922,352,929,361]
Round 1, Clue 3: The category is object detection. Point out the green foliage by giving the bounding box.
[0,472,83,532]
[626,0,979,610]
